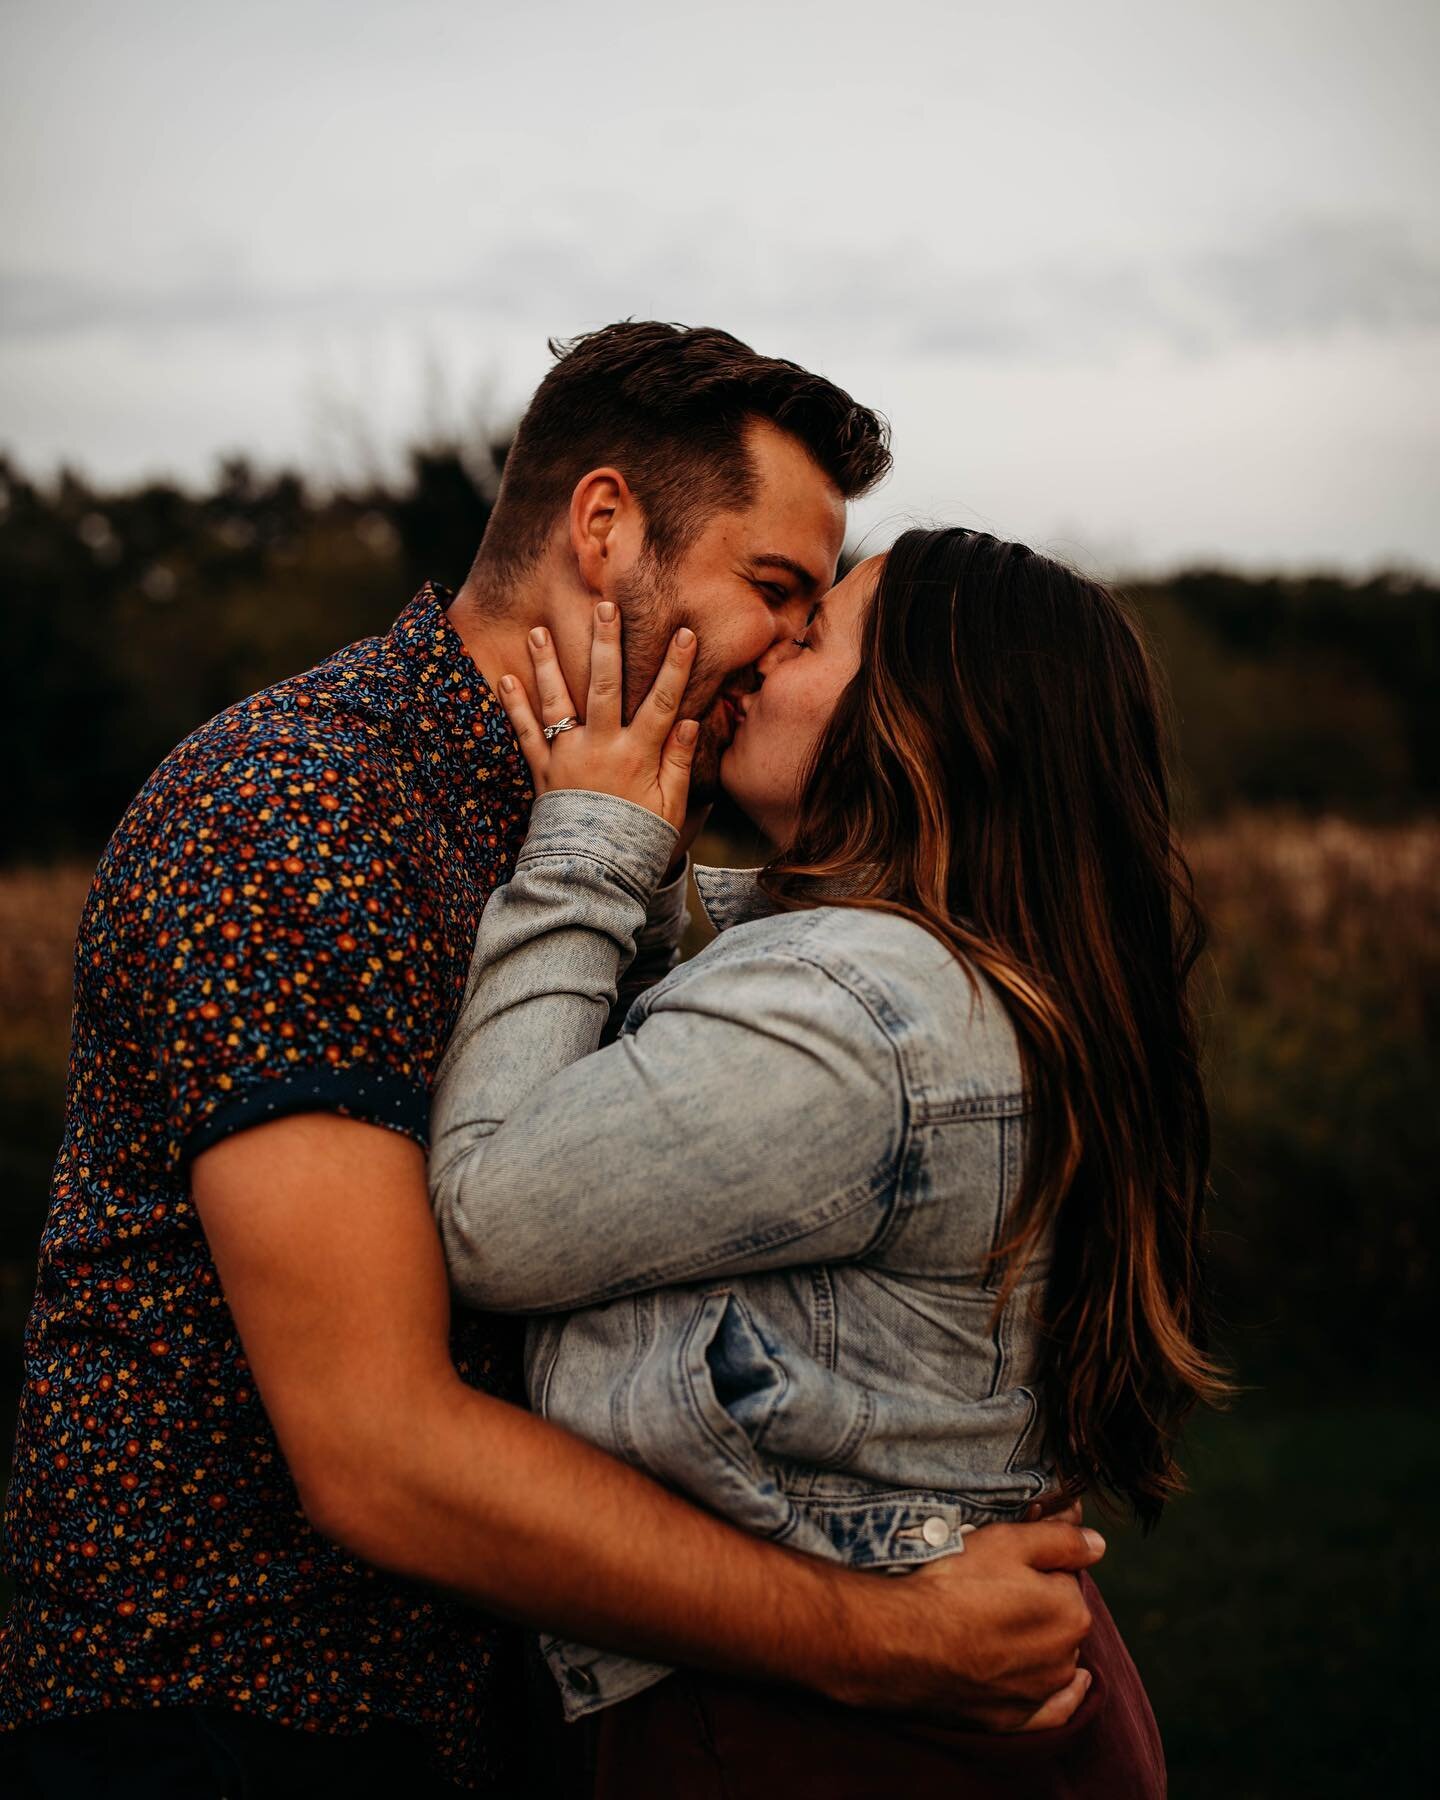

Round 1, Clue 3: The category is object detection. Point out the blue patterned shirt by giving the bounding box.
[1,584,534,1789]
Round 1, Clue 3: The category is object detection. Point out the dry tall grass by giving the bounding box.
[0,863,94,1074]
[1188,812,1440,1010]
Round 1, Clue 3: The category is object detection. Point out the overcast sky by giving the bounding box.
[2,0,1437,573]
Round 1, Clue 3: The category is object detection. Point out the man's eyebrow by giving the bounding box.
[748,554,821,594]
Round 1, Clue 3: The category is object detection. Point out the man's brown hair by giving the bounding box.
[472,321,891,588]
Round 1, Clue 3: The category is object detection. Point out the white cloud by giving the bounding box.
[5,214,1435,359]
[1,0,1437,570]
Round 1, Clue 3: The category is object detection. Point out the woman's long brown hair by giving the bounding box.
[761,528,1229,1527]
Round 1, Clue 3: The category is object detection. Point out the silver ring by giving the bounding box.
[542,715,582,741]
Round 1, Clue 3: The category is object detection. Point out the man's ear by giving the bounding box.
[568,467,640,595]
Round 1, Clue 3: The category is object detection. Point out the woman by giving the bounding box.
[429,528,1224,1796]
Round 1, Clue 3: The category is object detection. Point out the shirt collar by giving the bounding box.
[382,580,533,848]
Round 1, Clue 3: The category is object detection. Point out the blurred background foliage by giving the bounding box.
[1,440,1435,1796]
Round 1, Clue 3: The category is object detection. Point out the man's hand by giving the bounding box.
[825,1519,1103,1731]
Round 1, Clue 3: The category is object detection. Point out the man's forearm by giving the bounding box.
[308,1372,881,1704]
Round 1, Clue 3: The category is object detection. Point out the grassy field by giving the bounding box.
[1,815,1435,1794]
[1100,1394,1433,1798]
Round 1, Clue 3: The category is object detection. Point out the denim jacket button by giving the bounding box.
[921,1515,951,1548]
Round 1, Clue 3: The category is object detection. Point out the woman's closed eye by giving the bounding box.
[792,602,824,649]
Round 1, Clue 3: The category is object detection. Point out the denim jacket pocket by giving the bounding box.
[670,1291,805,1547]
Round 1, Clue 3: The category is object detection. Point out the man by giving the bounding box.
[0,323,1102,1794]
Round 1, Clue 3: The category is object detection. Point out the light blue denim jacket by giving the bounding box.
[429,790,1054,1719]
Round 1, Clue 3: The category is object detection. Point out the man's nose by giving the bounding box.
[755,635,800,680]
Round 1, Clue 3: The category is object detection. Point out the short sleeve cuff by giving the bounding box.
[181,1065,432,1168]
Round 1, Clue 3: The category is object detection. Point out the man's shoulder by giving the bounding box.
[171,630,397,784]
[96,633,411,901]
[184,629,400,780]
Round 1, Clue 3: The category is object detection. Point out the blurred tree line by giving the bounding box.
[1133,566,1436,819]
[1,442,1436,862]
[0,440,507,862]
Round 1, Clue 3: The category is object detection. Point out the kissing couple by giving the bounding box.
[1,322,1220,1797]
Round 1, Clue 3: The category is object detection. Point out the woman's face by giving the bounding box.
[719,553,882,845]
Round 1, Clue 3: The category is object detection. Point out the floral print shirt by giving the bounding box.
[1,584,534,1789]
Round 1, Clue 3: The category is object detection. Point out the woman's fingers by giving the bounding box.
[500,617,700,825]
[496,674,548,785]
[527,627,578,727]
[586,602,623,734]
[633,628,697,745]
[657,718,698,828]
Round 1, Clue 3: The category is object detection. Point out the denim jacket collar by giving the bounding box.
[693,863,887,936]
[692,865,773,934]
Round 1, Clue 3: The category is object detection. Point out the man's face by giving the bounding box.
[613,420,847,793]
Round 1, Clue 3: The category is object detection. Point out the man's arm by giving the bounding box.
[193,1112,1103,1729]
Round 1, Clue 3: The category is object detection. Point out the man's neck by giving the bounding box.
[447,566,570,710]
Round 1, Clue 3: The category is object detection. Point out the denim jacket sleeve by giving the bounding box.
[606,853,689,1042]
[428,789,905,1315]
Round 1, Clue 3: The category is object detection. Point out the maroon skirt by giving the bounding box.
[593,1573,1165,1799]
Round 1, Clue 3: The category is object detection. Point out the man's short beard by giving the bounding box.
[613,552,731,798]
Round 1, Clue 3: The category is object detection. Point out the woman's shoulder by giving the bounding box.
[675,903,1023,1095]
[711,896,957,977]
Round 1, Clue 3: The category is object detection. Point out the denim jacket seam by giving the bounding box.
[808,1266,838,1370]
[513,845,661,910]
[913,1091,1028,1124]
[771,946,922,1256]
[864,1125,924,1262]
[982,1113,1021,1301]
[831,1056,1023,1268]
[775,1480,1040,1517]
[1004,1385,1043,1477]
[815,1385,876,1470]
[534,1347,558,1420]
[609,1292,657,1471]
[769,944,920,1198]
